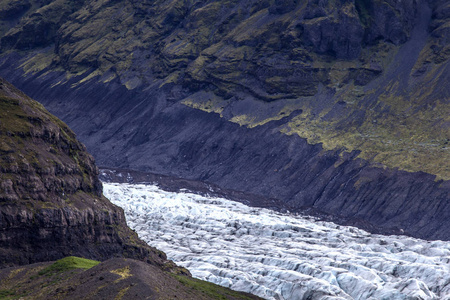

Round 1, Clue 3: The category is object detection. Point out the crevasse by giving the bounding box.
[103,183,450,300]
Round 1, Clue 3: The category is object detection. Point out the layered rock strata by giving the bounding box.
[0,77,177,270]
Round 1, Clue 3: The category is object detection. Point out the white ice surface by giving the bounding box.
[103,183,450,300]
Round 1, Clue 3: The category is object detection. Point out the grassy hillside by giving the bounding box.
[0,257,261,300]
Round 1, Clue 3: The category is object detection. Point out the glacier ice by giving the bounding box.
[103,183,450,300]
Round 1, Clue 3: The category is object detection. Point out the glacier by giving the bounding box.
[103,183,450,300]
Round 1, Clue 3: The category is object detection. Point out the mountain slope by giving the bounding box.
[0,77,263,299]
[0,0,448,240]
[0,76,177,268]
[0,257,261,300]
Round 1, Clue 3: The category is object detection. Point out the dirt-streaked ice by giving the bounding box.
[103,183,450,300]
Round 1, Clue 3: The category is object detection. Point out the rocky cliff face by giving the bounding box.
[0,0,448,240]
[0,77,181,270]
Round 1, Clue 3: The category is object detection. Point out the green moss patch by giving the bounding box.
[38,256,100,277]
[173,274,257,300]
[0,96,32,133]
[0,289,15,299]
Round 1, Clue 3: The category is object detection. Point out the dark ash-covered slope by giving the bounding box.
[0,0,448,240]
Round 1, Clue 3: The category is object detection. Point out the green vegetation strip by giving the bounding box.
[38,256,100,276]
[0,290,15,300]
[174,274,257,300]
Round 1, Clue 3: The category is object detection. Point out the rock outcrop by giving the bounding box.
[0,0,448,240]
[0,77,179,270]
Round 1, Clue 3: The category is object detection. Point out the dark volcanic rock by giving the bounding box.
[3,68,446,240]
[0,77,180,270]
[0,0,84,51]
[301,1,364,59]
[94,100,449,241]
[362,0,418,45]
[0,0,31,20]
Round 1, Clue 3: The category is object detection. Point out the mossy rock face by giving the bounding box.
[0,77,183,270]
[0,77,101,202]
[0,0,85,50]
[0,0,447,180]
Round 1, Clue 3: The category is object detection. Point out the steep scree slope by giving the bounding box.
[0,0,448,240]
